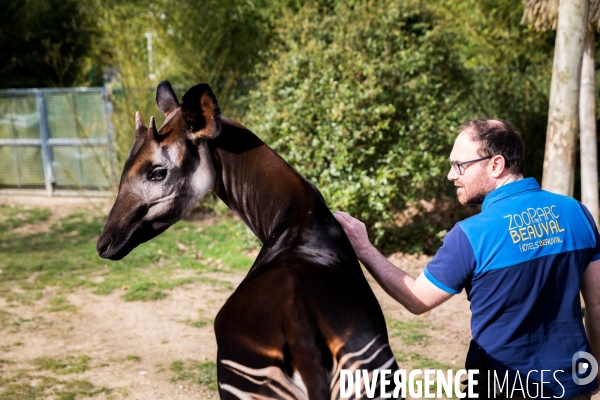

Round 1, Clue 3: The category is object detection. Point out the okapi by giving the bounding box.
[97,81,401,399]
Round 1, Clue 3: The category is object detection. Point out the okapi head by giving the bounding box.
[97,81,221,260]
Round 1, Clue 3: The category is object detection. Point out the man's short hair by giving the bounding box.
[459,119,524,176]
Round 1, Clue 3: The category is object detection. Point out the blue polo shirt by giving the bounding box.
[424,178,600,398]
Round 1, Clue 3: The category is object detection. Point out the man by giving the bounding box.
[334,119,600,399]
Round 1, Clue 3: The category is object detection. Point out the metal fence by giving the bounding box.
[0,87,115,196]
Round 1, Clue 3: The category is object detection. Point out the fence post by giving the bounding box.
[36,90,54,196]
[102,86,118,192]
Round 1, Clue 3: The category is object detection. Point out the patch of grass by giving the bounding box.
[181,318,213,328]
[169,360,196,382]
[0,206,256,304]
[180,309,213,328]
[169,360,185,373]
[125,355,142,363]
[4,316,52,333]
[0,309,12,327]
[386,318,429,344]
[0,374,111,400]
[58,379,111,399]
[46,297,77,312]
[199,276,233,291]
[0,205,52,233]
[5,290,43,306]
[169,360,218,392]
[190,319,209,328]
[0,380,47,400]
[0,342,24,352]
[32,355,90,375]
[50,212,104,237]
[122,282,167,302]
[195,361,219,391]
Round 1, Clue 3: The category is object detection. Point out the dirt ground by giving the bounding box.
[0,195,594,400]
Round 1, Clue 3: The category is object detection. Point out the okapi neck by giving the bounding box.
[208,121,323,246]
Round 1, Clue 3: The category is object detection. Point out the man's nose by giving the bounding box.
[448,166,458,181]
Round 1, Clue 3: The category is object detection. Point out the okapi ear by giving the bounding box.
[156,80,180,117]
[180,83,221,140]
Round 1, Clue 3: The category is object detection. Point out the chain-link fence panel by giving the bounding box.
[0,88,115,196]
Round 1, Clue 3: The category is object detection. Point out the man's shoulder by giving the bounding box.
[458,188,587,238]
[456,207,497,233]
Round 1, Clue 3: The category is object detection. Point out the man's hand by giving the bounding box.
[334,211,452,314]
[333,211,373,260]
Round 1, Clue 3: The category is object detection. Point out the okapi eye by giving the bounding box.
[148,168,168,181]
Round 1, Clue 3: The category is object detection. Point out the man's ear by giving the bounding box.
[180,83,221,140]
[156,80,180,117]
[490,155,506,178]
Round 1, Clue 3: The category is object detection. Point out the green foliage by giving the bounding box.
[247,1,467,248]
[434,0,555,182]
[0,0,97,88]
[242,0,557,252]
[153,0,273,87]
[91,0,288,165]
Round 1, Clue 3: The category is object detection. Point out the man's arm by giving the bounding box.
[334,211,452,315]
[581,259,600,394]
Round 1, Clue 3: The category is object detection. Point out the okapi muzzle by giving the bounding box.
[97,82,220,260]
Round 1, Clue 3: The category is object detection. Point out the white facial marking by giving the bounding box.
[192,140,216,201]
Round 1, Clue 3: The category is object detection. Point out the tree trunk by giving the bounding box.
[580,24,599,227]
[542,0,589,196]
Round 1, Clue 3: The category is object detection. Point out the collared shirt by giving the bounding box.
[424,178,600,398]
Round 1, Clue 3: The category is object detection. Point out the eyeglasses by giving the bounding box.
[449,156,492,175]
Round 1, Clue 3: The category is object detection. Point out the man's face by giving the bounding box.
[447,130,495,205]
